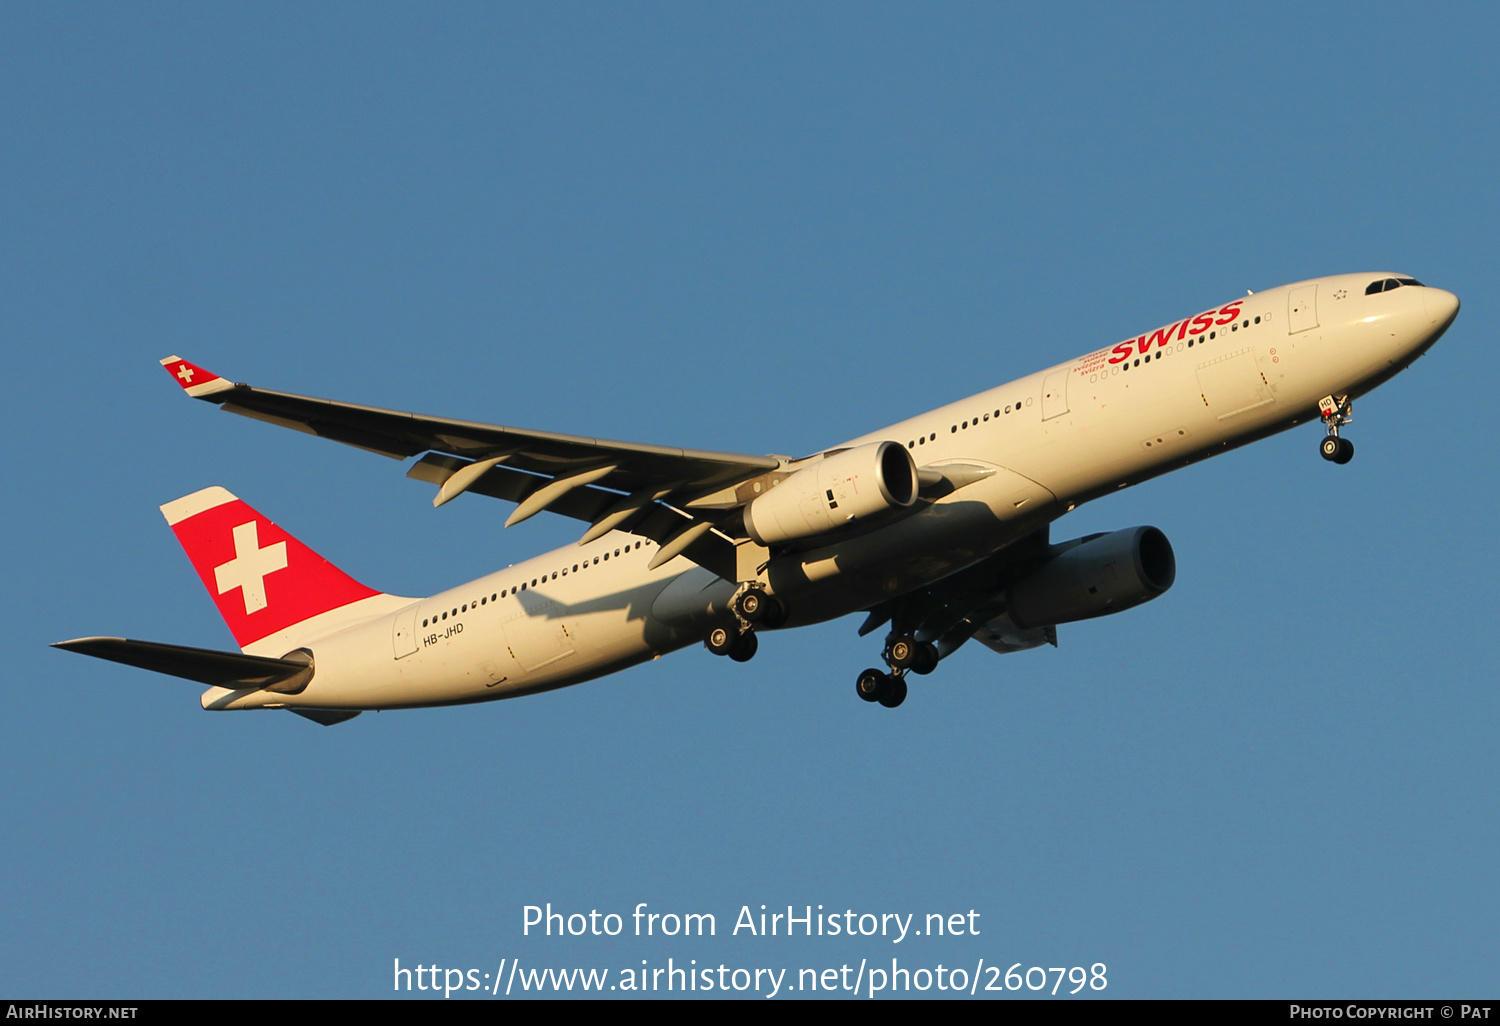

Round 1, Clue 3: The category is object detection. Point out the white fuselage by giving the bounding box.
[203,273,1457,713]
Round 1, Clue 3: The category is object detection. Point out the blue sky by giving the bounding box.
[3,2,1497,998]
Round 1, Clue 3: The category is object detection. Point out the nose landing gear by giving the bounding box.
[1318,395,1355,464]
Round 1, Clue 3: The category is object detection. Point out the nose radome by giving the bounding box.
[1425,288,1460,327]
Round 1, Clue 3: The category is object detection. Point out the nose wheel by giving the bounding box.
[1320,435,1354,464]
[1318,395,1355,464]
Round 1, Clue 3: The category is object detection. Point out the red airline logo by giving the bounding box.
[1107,301,1245,365]
[165,490,379,648]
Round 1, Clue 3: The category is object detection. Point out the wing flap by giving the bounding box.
[406,454,738,578]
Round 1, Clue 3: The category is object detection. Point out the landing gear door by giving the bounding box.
[1288,284,1318,334]
[392,603,419,659]
[1041,370,1069,421]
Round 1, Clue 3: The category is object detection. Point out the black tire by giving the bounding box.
[1335,437,1354,464]
[856,668,887,703]
[1320,436,1342,462]
[759,596,789,630]
[728,630,758,663]
[910,642,939,676]
[878,675,908,708]
[736,588,766,623]
[706,624,738,657]
[887,635,918,671]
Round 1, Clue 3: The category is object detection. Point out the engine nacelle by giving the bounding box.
[1007,526,1176,629]
[743,441,918,547]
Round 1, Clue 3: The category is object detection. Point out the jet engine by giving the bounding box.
[743,441,918,547]
[1007,526,1176,629]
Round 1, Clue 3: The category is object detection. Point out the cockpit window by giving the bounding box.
[1365,277,1425,295]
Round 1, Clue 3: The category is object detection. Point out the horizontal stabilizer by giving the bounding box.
[53,636,314,691]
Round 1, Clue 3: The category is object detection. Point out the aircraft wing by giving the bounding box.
[161,356,783,580]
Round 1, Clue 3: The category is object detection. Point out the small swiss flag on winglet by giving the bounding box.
[160,355,234,398]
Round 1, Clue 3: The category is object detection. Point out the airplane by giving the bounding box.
[55,272,1458,724]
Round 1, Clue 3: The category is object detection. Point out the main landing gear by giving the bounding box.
[855,634,940,709]
[703,586,786,664]
[1318,395,1355,465]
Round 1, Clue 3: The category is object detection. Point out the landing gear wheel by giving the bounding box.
[735,588,768,623]
[856,668,887,703]
[886,635,918,671]
[1318,396,1355,465]
[1320,435,1354,464]
[759,596,789,630]
[706,624,739,657]
[877,675,908,708]
[728,630,758,663]
[910,642,939,676]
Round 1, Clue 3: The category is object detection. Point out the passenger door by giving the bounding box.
[1288,284,1319,334]
[1041,370,1069,421]
[392,603,419,659]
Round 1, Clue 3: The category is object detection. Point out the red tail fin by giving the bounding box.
[161,487,380,649]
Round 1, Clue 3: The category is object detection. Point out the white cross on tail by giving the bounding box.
[214,521,288,614]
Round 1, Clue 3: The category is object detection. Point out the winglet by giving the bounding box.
[160,355,235,399]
